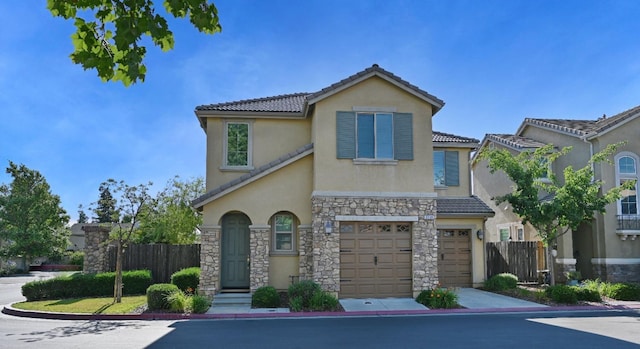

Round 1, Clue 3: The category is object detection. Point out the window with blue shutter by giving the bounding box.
[434,150,459,186]
[336,111,412,160]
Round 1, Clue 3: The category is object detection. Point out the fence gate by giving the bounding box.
[485,241,543,283]
[108,243,200,283]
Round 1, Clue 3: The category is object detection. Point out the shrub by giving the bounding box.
[68,251,84,266]
[166,290,188,312]
[484,273,518,291]
[309,291,339,311]
[604,283,640,301]
[147,283,180,311]
[171,267,200,293]
[252,286,280,308]
[416,288,459,309]
[288,280,321,310]
[289,296,303,312]
[21,270,152,301]
[546,285,577,304]
[190,294,211,314]
[574,287,601,302]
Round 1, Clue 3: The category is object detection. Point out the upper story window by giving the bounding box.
[434,150,459,186]
[616,153,638,215]
[336,111,413,161]
[224,121,252,169]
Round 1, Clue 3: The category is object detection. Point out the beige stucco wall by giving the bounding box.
[436,218,486,286]
[201,155,313,226]
[311,76,435,193]
[269,256,299,290]
[204,117,312,190]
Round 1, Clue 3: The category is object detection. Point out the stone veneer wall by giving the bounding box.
[311,194,438,297]
[82,225,111,274]
[249,225,270,292]
[298,225,313,280]
[592,262,640,283]
[199,226,221,298]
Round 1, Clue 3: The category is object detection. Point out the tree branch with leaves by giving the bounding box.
[47,0,222,85]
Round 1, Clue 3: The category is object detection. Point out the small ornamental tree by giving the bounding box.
[97,179,152,303]
[479,142,635,285]
[46,0,222,86]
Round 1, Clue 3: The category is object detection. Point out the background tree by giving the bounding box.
[46,0,222,86]
[98,179,152,303]
[0,162,70,267]
[479,143,634,285]
[77,204,89,224]
[94,183,118,223]
[135,176,204,244]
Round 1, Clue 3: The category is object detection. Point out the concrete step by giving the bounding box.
[212,293,252,307]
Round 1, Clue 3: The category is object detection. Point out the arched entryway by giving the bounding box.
[221,213,251,289]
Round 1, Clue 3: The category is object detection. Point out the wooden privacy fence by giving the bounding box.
[486,241,545,283]
[108,243,200,283]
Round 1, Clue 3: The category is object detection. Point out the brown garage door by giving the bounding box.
[340,222,412,298]
[437,229,471,287]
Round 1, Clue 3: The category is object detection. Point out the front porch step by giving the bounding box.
[212,293,252,307]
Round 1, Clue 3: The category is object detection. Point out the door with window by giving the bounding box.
[221,213,250,289]
[437,229,472,287]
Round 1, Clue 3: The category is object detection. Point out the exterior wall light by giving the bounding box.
[476,230,484,240]
[324,221,333,234]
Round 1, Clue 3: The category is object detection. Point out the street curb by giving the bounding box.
[3,303,639,321]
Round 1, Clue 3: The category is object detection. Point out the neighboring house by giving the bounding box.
[192,64,493,298]
[473,106,640,282]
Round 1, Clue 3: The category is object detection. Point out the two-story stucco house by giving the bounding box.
[473,106,640,282]
[192,65,493,298]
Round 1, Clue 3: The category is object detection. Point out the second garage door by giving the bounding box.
[437,229,472,287]
[339,222,412,298]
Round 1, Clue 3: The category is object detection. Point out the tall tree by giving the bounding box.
[46,0,222,86]
[0,162,70,267]
[77,204,89,224]
[479,143,634,285]
[95,183,118,223]
[99,179,152,303]
[135,176,204,244]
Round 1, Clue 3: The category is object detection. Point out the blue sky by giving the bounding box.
[2,1,640,222]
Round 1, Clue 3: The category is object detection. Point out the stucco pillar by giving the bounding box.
[82,224,111,274]
[199,225,221,298]
[249,225,270,292]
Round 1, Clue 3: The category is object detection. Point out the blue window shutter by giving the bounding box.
[336,111,356,159]
[393,113,413,160]
[445,151,459,186]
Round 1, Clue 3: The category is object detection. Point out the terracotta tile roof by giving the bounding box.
[433,131,479,144]
[436,196,494,217]
[191,143,314,209]
[196,93,308,113]
[195,64,445,114]
[485,134,548,150]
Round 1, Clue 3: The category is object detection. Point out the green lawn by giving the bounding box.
[13,296,147,314]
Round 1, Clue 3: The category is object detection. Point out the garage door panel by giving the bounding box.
[437,229,472,287]
[340,222,413,298]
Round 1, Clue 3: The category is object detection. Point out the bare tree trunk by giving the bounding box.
[114,240,123,303]
[547,247,556,286]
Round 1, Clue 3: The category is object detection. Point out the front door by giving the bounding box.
[221,213,250,289]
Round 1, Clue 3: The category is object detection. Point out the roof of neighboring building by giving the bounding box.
[436,196,495,217]
[432,131,479,144]
[483,134,548,150]
[195,64,445,116]
[518,104,640,139]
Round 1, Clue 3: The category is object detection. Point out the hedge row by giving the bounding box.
[22,270,152,301]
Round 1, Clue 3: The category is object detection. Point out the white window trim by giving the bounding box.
[221,120,253,170]
[615,152,639,216]
[271,213,297,255]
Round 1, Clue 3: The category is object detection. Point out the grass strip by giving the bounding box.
[12,295,147,314]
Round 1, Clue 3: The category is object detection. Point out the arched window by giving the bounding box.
[616,153,638,216]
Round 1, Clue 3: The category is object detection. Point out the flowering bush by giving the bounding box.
[416,287,459,309]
